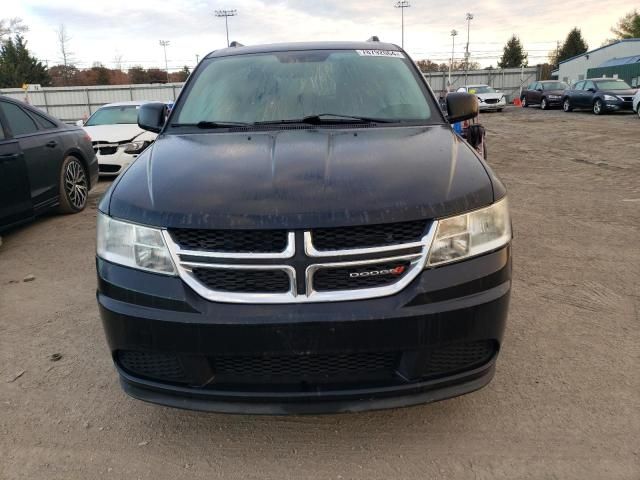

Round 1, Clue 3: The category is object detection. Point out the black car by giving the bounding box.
[562,78,637,115]
[0,96,99,231]
[521,81,568,109]
[96,41,512,414]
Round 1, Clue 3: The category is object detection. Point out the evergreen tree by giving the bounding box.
[498,35,528,68]
[0,35,49,88]
[555,28,588,64]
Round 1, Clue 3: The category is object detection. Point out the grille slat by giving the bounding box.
[423,341,495,375]
[192,268,290,293]
[311,220,427,251]
[118,351,186,382]
[313,261,411,292]
[171,229,288,253]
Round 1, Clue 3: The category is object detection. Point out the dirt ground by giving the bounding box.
[1,107,639,480]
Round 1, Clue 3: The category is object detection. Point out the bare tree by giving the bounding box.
[56,24,75,85]
[0,17,28,42]
[113,53,124,71]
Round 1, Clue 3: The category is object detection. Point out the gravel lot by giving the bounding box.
[1,107,639,480]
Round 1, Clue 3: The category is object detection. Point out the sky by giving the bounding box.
[4,0,635,71]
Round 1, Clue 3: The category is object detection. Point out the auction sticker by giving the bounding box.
[356,50,405,58]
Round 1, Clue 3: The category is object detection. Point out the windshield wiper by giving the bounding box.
[171,120,251,129]
[254,114,395,126]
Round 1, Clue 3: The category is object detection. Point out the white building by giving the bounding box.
[553,38,640,85]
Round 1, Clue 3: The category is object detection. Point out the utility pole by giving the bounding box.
[394,1,410,49]
[159,40,170,82]
[464,13,473,83]
[215,9,237,47]
[449,30,458,92]
[196,54,200,65]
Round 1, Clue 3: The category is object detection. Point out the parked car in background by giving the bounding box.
[457,85,506,112]
[0,96,98,232]
[562,78,637,115]
[633,90,640,119]
[80,101,164,176]
[521,81,568,109]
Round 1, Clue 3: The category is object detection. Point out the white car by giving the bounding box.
[457,85,507,112]
[634,89,640,119]
[80,101,165,176]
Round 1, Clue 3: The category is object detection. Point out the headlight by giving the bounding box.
[123,140,152,154]
[603,95,618,101]
[427,198,511,267]
[97,213,176,275]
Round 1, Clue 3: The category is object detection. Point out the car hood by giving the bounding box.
[602,89,637,96]
[104,125,496,229]
[476,93,504,101]
[82,124,149,143]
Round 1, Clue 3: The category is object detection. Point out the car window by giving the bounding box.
[542,82,568,90]
[85,105,140,126]
[583,81,595,91]
[594,79,632,90]
[175,50,435,125]
[30,111,58,129]
[527,83,535,90]
[573,81,584,90]
[0,101,39,136]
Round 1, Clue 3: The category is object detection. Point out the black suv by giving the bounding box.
[96,41,512,414]
[562,78,636,114]
[521,81,568,109]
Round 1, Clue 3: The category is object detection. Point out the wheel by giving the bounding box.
[593,99,604,115]
[563,98,572,112]
[541,98,548,110]
[521,96,528,108]
[483,141,487,160]
[497,108,503,112]
[57,156,88,213]
[638,107,640,119]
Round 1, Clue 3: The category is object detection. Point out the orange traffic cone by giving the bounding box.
[513,97,522,107]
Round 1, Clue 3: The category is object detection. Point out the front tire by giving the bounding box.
[521,96,528,108]
[541,98,548,110]
[593,99,604,115]
[57,156,88,213]
[563,98,572,112]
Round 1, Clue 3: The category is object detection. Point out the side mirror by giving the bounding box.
[536,88,543,92]
[75,120,84,127]
[138,102,167,133]
[446,92,479,124]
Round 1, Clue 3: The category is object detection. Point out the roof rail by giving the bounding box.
[367,36,380,42]
[229,41,244,47]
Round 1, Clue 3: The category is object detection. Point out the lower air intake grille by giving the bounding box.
[212,351,399,381]
[423,341,495,376]
[192,268,290,293]
[313,261,411,292]
[312,220,427,251]
[170,228,288,253]
[118,350,186,383]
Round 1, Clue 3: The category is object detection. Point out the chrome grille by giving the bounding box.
[163,221,437,304]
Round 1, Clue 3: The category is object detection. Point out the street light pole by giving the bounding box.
[449,30,458,92]
[159,40,170,82]
[464,13,473,82]
[394,1,410,49]
[215,9,237,47]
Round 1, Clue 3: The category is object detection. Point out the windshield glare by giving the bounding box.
[175,50,433,125]
[543,82,568,90]
[595,80,632,90]
[468,86,495,94]
[85,106,139,126]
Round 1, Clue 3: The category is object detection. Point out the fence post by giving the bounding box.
[85,88,91,118]
[42,89,49,114]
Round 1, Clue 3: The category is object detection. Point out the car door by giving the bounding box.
[0,108,33,229]
[580,81,596,108]
[531,83,543,104]
[568,81,584,106]
[0,100,65,210]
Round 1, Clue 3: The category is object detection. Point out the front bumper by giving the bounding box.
[96,149,139,176]
[479,100,507,111]
[603,99,634,112]
[97,246,511,414]
[546,96,563,106]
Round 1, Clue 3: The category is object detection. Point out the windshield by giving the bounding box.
[174,50,434,126]
[594,80,632,90]
[543,82,568,90]
[467,86,495,94]
[85,106,139,126]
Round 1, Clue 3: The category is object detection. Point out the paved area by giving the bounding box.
[1,107,639,479]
